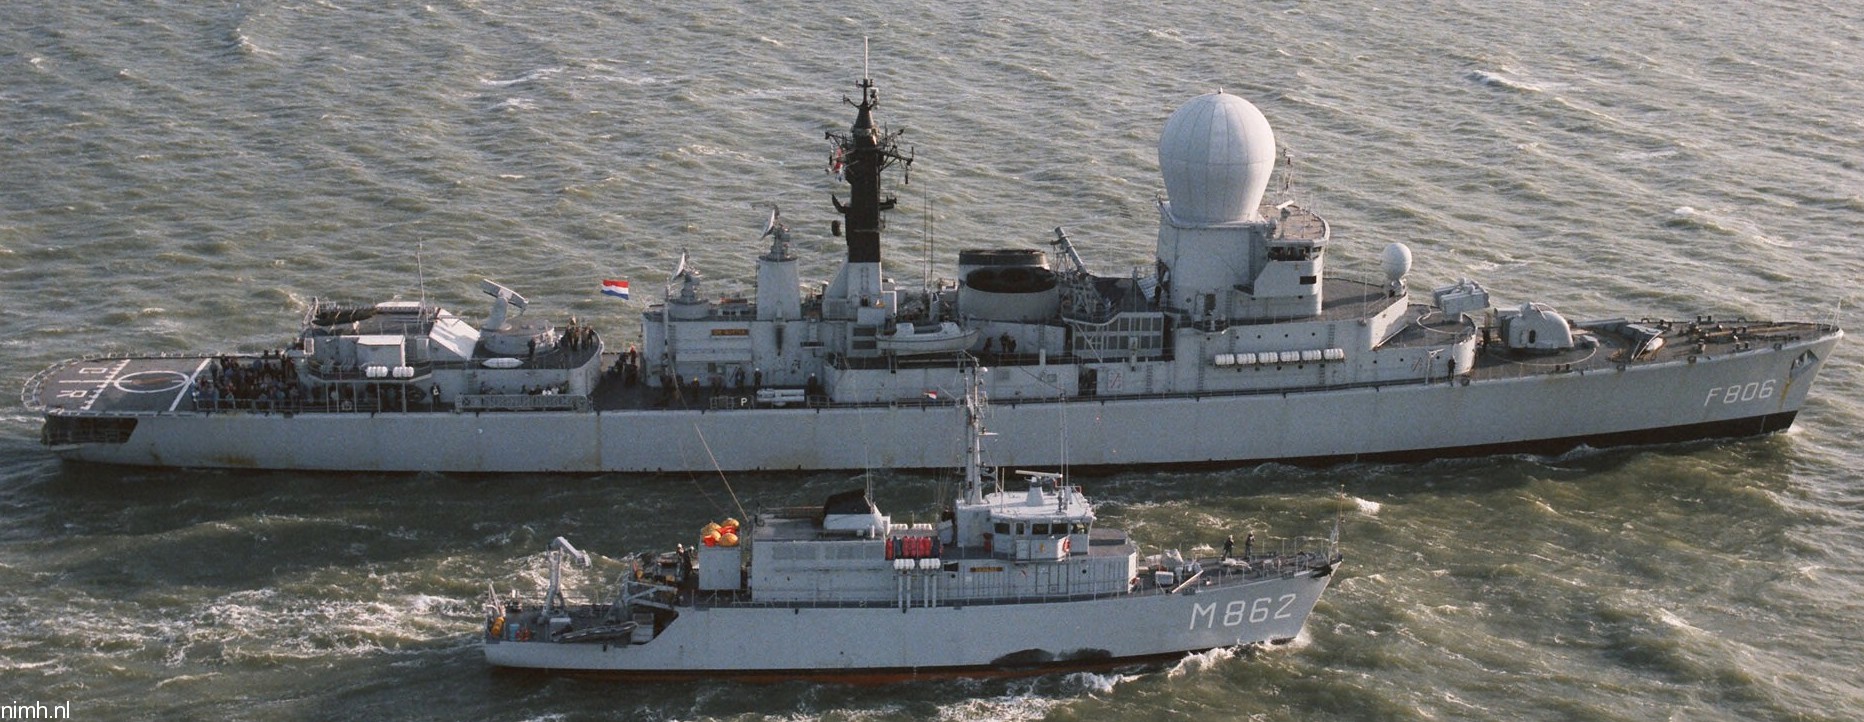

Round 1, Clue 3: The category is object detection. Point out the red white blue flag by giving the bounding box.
[601,279,630,299]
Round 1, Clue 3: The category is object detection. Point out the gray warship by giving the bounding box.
[482,377,1341,679]
[22,69,1843,473]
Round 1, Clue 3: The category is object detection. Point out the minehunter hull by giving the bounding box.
[484,568,1333,676]
[36,332,1839,472]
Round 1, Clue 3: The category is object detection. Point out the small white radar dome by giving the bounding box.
[1382,242,1413,282]
[1158,92,1277,224]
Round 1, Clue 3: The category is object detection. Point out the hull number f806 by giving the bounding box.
[1703,379,1775,406]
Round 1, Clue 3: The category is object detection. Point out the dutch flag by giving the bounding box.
[601,279,630,299]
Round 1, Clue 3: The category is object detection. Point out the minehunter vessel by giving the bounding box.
[22,67,1842,473]
[481,377,1342,679]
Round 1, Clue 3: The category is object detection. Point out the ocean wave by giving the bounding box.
[168,588,477,665]
[1164,645,1239,679]
[1666,206,1739,235]
[480,67,565,88]
[930,686,1072,722]
[1141,28,1190,46]
[1615,148,1679,162]
[1466,69,1544,94]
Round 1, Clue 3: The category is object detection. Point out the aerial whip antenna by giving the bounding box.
[693,423,748,524]
[922,183,933,287]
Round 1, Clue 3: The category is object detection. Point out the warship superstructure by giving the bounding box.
[22,68,1843,473]
[482,377,1341,679]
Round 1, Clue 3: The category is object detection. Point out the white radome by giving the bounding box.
[1158,92,1277,224]
[1382,242,1413,282]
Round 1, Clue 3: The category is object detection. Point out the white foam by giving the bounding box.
[154,672,221,689]
[1165,645,1238,679]
[933,690,1068,722]
[1656,608,1703,634]
[479,67,563,87]
[1468,69,1545,94]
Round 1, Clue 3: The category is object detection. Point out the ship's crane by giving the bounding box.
[544,536,590,615]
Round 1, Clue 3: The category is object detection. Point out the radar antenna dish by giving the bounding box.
[758,204,793,258]
[759,204,789,239]
[481,279,528,330]
[480,279,529,309]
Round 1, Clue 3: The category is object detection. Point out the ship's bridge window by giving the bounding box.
[995,522,1010,535]
[1268,245,1317,262]
[1034,523,1051,535]
[1015,523,1025,535]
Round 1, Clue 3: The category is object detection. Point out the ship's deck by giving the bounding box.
[24,341,604,418]
[26,355,212,416]
[26,311,1837,419]
[547,542,1336,616]
[748,518,1138,561]
[1463,316,1831,382]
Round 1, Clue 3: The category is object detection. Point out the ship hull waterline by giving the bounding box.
[46,334,1836,473]
[484,569,1334,676]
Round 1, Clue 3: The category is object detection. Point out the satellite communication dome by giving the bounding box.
[1158,92,1277,224]
[1382,242,1413,282]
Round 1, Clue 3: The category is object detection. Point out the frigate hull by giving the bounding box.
[24,75,1845,474]
[40,331,1835,472]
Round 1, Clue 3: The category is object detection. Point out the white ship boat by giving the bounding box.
[22,66,1842,473]
[875,321,978,355]
[482,376,1341,679]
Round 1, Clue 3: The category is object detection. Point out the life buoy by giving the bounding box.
[516,626,532,642]
[1061,537,1072,555]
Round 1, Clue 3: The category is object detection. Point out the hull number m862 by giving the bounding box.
[1704,379,1775,406]
[1191,594,1298,630]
